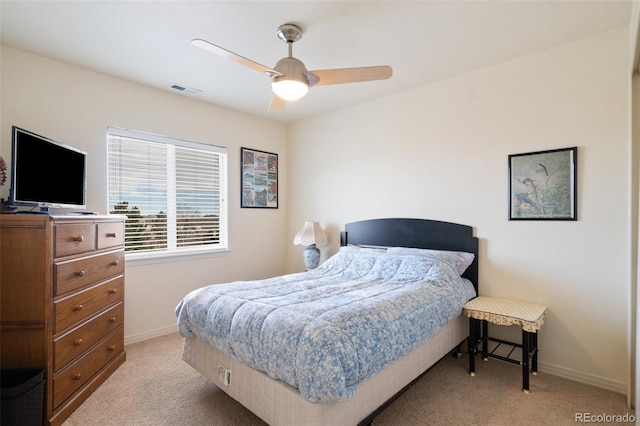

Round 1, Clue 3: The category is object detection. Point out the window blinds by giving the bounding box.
[107,127,227,254]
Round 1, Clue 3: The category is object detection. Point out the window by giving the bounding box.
[107,127,227,258]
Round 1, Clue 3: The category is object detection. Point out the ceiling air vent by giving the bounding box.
[169,83,202,95]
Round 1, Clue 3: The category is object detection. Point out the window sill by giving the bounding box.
[124,247,230,267]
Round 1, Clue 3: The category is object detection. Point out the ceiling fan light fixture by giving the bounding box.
[271,56,309,101]
[271,78,308,101]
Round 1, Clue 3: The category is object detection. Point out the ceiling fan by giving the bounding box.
[192,23,393,112]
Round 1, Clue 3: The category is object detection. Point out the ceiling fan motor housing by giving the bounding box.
[273,57,308,83]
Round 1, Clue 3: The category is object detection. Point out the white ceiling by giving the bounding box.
[0,1,632,124]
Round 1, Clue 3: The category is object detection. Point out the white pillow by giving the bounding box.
[342,244,388,254]
[387,247,474,275]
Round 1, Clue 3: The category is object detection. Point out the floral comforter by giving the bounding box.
[175,246,476,403]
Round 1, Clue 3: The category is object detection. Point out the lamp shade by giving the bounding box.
[293,221,328,246]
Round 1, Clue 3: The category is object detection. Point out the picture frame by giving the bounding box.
[508,147,577,220]
[241,147,278,208]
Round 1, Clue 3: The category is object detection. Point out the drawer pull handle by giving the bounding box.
[107,232,118,238]
[74,338,83,346]
[74,304,84,312]
[109,288,117,295]
[76,270,86,277]
[108,345,116,351]
[111,260,119,266]
[109,316,117,323]
[74,235,84,243]
[73,373,82,380]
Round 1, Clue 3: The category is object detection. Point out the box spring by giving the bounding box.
[182,314,466,426]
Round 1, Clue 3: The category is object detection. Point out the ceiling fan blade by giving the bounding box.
[192,39,283,77]
[268,95,288,112]
[309,66,392,87]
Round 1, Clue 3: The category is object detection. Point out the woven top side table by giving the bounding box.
[463,296,547,393]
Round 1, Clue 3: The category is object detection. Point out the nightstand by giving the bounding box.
[463,296,546,393]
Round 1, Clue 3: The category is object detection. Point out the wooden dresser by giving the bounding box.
[0,214,126,425]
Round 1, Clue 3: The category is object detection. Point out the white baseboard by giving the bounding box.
[124,325,178,346]
[539,361,627,395]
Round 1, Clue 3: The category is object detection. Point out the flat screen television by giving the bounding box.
[9,126,87,212]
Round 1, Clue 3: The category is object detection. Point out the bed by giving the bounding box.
[175,218,479,425]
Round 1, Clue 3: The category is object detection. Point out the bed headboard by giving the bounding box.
[340,218,479,292]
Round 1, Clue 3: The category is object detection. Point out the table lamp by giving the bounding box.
[293,221,328,270]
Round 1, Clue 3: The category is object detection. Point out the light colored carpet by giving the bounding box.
[62,333,633,426]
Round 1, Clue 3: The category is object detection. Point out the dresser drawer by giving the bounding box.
[53,302,124,371]
[97,221,125,250]
[54,277,124,334]
[55,223,96,257]
[53,329,123,409]
[55,250,124,296]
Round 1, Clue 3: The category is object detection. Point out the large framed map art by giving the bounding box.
[241,147,278,208]
[508,147,577,221]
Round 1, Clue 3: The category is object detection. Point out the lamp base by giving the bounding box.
[303,244,321,270]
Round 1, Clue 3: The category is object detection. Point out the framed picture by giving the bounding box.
[241,147,278,208]
[508,147,577,220]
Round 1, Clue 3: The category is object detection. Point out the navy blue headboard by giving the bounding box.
[340,218,479,291]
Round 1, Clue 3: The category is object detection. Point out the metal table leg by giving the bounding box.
[531,331,538,375]
[481,320,488,361]
[522,329,530,394]
[468,317,476,376]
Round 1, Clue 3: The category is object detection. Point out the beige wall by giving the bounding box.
[0,25,633,396]
[287,27,631,393]
[0,46,289,342]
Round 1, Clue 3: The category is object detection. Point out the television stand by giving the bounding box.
[14,210,96,216]
[48,211,98,216]
[0,205,17,214]
[0,200,17,214]
[37,206,95,214]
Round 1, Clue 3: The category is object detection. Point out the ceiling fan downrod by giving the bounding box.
[277,24,302,58]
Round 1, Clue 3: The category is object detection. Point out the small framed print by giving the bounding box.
[241,147,278,208]
[508,147,577,220]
